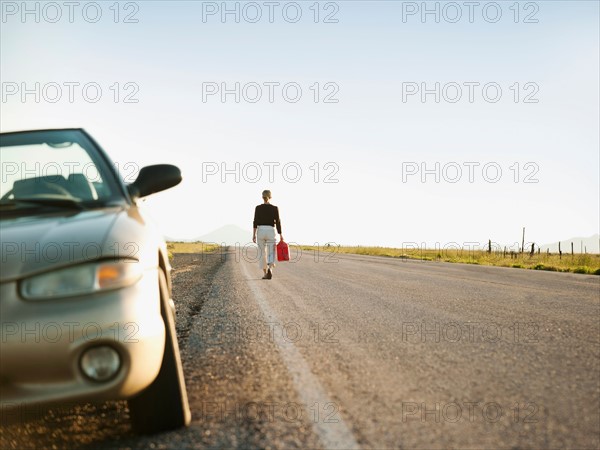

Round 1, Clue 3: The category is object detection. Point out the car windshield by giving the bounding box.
[0,130,125,215]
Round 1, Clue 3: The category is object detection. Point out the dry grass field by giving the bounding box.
[166,241,220,260]
[298,245,600,275]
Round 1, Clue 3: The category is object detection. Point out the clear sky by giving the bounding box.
[1,1,598,249]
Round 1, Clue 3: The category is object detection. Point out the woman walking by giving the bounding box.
[252,190,283,279]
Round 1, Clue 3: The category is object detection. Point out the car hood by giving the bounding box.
[0,206,156,283]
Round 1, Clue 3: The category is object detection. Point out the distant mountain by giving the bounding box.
[539,234,599,254]
[167,224,252,246]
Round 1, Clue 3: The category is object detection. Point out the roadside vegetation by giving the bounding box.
[167,241,220,260]
[298,245,600,275]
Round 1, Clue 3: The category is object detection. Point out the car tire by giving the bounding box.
[128,270,191,434]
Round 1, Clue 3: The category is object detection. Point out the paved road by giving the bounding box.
[2,248,599,449]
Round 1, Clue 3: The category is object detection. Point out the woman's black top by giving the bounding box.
[253,203,282,234]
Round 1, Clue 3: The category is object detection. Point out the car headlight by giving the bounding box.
[20,260,143,300]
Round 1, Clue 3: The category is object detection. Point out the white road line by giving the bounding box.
[240,261,361,450]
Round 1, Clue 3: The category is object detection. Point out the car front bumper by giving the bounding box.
[0,267,166,413]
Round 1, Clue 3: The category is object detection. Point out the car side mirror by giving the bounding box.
[128,164,182,199]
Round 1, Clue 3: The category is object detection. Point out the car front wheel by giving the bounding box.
[128,270,191,434]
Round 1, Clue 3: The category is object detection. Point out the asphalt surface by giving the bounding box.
[1,248,599,449]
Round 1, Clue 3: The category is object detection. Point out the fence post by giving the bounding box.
[559,242,562,259]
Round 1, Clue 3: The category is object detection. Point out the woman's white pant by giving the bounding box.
[256,226,276,270]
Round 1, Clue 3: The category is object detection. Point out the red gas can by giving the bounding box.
[276,240,289,261]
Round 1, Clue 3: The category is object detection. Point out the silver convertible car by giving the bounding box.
[0,129,190,433]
